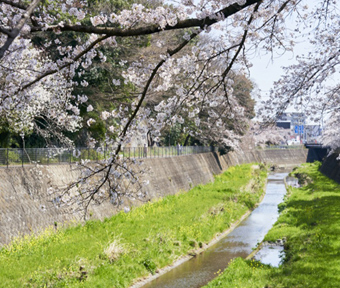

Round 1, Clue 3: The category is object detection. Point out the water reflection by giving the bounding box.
[141,173,288,288]
[286,176,299,187]
[254,245,284,267]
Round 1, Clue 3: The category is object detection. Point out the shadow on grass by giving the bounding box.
[286,195,340,228]
[267,188,340,287]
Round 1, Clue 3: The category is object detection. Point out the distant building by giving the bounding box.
[290,112,306,129]
[276,113,291,129]
[304,125,322,143]
[276,121,291,129]
[276,112,305,131]
[276,112,321,143]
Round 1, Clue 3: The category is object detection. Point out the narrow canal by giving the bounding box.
[141,172,289,288]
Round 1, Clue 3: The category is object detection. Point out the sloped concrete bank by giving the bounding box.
[0,148,307,245]
[320,150,340,183]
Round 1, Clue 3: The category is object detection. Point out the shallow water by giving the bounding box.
[141,173,288,288]
[254,245,284,267]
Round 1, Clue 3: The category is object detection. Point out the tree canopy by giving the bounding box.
[0,0,339,210]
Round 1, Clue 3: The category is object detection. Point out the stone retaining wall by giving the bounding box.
[0,148,307,245]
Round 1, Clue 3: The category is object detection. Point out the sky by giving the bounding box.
[248,42,324,123]
[249,51,297,95]
[166,0,314,103]
[165,0,327,123]
[248,38,312,112]
[247,1,312,93]
[246,1,319,117]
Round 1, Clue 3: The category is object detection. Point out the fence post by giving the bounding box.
[21,148,24,167]
[6,148,9,168]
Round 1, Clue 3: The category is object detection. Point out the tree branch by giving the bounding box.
[221,1,262,82]
[0,0,41,60]
[20,35,110,91]
[30,0,262,37]
[75,31,201,214]
[0,26,12,36]
[0,0,27,10]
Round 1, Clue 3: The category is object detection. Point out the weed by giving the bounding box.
[103,238,125,263]
[141,259,157,274]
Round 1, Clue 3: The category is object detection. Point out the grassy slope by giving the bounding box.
[0,163,267,288]
[204,162,340,288]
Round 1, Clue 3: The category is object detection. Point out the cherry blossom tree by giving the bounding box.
[0,38,82,144]
[249,122,292,148]
[256,1,340,151]
[1,0,339,213]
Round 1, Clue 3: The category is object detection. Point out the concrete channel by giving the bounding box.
[139,172,290,288]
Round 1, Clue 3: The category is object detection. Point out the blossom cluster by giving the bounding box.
[2,0,340,212]
[0,37,82,138]
[256,1,340,151]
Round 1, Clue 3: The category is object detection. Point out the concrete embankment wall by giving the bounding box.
[320,151,340,183]
[0,148,307,245]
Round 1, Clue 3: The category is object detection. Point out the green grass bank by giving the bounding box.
[0,163,267,288]
[204,162,340,288]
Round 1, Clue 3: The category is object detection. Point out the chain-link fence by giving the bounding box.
[0,146,217,167]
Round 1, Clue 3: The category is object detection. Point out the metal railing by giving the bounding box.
[0,146,217,167]
[257,145,304,150]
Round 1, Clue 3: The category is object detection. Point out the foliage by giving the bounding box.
[0,163,267,287]
[1,0,339,217]
[232,74,255,120]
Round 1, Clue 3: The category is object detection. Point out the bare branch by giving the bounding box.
[220,2,262,83]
